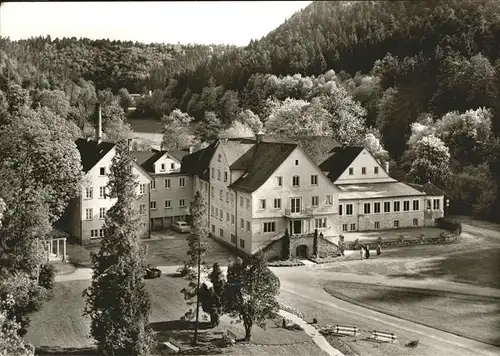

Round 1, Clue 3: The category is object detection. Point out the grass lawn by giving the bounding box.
[65,232,238,268]
[323,281,500,347]
[28,276,325,356]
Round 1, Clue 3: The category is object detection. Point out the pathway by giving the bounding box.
[278,309,344,356]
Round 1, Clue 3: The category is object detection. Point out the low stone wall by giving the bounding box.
[344,232,459,250]
[318,237,342,258]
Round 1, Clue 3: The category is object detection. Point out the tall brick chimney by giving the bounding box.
[95,103,102,144]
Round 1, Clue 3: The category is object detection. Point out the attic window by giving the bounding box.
[218,154,222,162]
[295,160,299,166]
[362,167,366,175]
[99,167,106,176]
[348,167,354,175]
[171,163,175,169]
[374,166,379,174]
[160,164,165,171]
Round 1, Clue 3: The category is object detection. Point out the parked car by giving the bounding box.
[144,265,161,279]
[172,221,191,233]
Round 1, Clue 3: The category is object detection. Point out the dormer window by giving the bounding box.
[99,167,106,176]
[171,163,175,169]
[348,167,354,175]
[295,160,299,166]
[160,163,166,171]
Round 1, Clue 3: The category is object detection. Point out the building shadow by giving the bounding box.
[36,346,98,355]
[148,319,212,332]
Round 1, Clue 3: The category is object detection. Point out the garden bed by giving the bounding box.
[267,259,305,267]
[309,256,345,264]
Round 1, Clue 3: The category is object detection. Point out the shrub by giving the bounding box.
[376,236,382,244]
[38,264,55,296]
[353,238,359,247]
[436,218,462,233]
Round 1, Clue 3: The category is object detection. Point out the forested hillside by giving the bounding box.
[1,0,500,220]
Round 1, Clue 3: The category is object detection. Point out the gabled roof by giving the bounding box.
[220,140,255,166]
[75,138,115,173]
[230,142,298,193]
[319,146,364,182]
[406,181,446,196]
[130,150,190,174]
[129,151,156,166]
[181,141,218,181]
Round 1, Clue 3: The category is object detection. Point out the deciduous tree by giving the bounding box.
[410,134,451,186]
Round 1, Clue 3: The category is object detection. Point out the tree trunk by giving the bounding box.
[244,321,252,341]
[210,312,220,326]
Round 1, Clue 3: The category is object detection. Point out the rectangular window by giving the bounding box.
[374,166,379,174]
[160,163,165,171]
[276,176,283,187]
[211,167,215,178]
[311,175,318,185]
[85,208,93,220]
[394,201,400,212]
[99,229,104,238]
[90,229,99,238]
[99,186,106,198]
[339,204,343,216]
[170,163,175,170]
[362,167,366,175]
[139,204,146,215]
[413,218,418,226]
[274,198,281,209]
[139,183,146,195]
[210,205,214,216]
[374,221,380,229]
[211,224,215,233]
[150,201,157,210]
[311,196,319,207]
[211,185,215,197]
[218,154,222,162]
[240,218,244,230]
[263,222,276,233]
[259,199,266,209]
[348,167,354,175]
[292,175,300,187]
[165,178,171,189]
[413,200,420,211]
[346,204,353,215]
[219,189,223,200]
[224,191,229,203]
[246,221,250,232]
[342,224,348,232]
[374,202,381,213]
[245,198,250,209]
[99,207,106,219]
[403,200,410,212]
[215,207,218,217]
[231,192,235,205]
[326,195,333,206]
[220,228,224,238]
[217,169,221,180]
[231,214,235,225]
[150,179,156,190]
[224,171,228,182]
[384,202,391,213]
[165,200,171,209]
[295,159,299,166]
[179,199,185,208]
[99,167,106,176]
[315,218,327,229]
[85,187,93,199]
[226,212,230,223]
[290,198,301,213]
[240,238,245,249]
[231,234,236,244]
[394,220,400,228]
[219,210,223,221]
[240,196,244,207]
[179,177,185,188]
[364,203,371,214]
[350,223,356,231]
[427,199,432,210]
[433,199,440,210]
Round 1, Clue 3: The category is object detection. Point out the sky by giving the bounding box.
[0,1,312,46]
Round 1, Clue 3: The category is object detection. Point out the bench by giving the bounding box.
[371,330,397,343]
[162,339,181,354]
[333,325,358,336]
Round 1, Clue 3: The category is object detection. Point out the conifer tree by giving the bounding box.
[83,141,152,355]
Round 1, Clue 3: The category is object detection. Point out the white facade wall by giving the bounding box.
[334,149,394,184]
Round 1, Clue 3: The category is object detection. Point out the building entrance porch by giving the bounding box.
[288,218,314,236]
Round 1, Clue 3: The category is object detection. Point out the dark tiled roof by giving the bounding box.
[319,146,364,182]
[220,141,255,166]
[130,150,190,173]
[169,150,190,162]
[75,138,115,173]
[181,141,218,181]
[129,151,156,166]
[230,142,298,193]
[406,182,446,196]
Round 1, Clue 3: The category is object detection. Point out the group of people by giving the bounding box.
[360,243,381,260]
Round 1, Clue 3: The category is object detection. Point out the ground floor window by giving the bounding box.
[90,229,99,239]
[413,218,418,226]
[211,224,215,233]
[231,234,236,244]
[220,228,224,238]
[139,204,146,215]
[342,224,348,232]
[240,238,245,249]
[350,223,356,231]
[394,220,399,228]
[374,221,380,229]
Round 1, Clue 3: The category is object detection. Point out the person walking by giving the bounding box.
[376,243,381,256]
[365,245,370,259]
[359,245,364,260]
